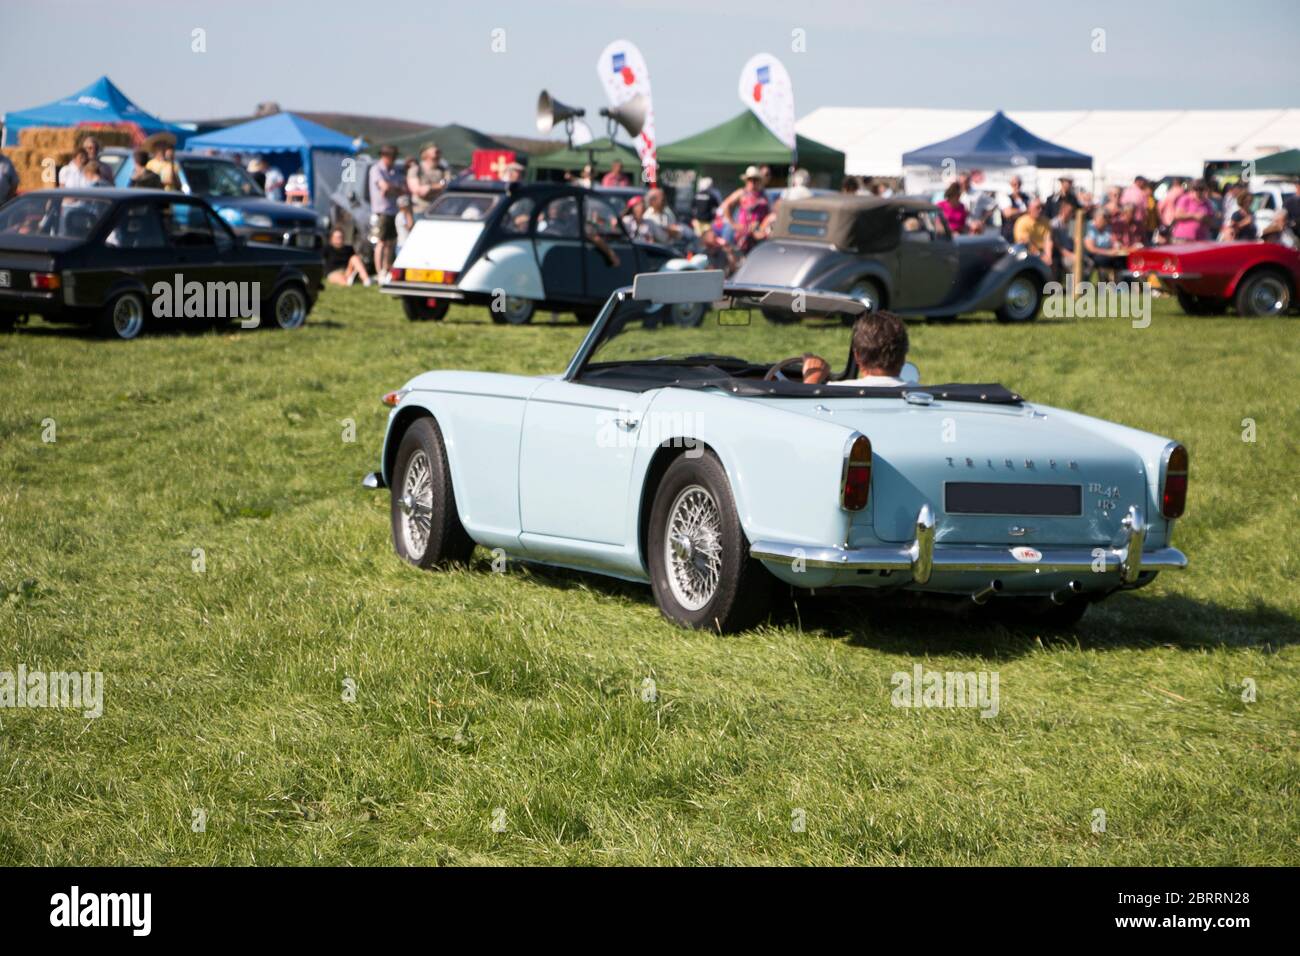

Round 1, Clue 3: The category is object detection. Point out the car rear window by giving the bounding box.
[426,192,499,220]
[0,194,114,239]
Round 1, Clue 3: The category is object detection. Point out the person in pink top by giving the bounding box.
[1170,179,1214,242]
[937,181,968,234]
[1120,175,1148,211]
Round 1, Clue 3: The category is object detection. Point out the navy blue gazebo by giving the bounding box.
[902,111,1092,170]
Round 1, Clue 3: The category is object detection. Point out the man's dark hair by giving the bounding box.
[379,144,397,158]
[851,309,909,377]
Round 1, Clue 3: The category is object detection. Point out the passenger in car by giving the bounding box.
[799,310,910,386]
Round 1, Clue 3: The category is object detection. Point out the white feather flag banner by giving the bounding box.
[738,53,796,151]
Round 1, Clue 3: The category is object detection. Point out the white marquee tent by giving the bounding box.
[796,107,1300,189]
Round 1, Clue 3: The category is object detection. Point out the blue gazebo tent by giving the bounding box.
[185,112,363,214]
[2,75,189,146]
[901,110,1092,196]
[902,111,1092,169]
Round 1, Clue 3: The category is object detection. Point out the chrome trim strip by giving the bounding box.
[379,283,466,298]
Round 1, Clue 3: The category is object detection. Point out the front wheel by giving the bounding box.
[647,451,772,632]
[96,291,146,340]
[402,296,449,321]
[390,417,475,568]
[1234,270,1291,317]
[995,273,1042,323]
[669,302,706,327]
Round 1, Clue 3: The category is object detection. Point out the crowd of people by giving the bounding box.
[6,128,1299,292]
[927,171,1300,282]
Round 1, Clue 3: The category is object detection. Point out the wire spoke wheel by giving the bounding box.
[663,483,723,611]
[398,449,435,558]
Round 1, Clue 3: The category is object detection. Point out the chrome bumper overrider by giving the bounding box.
[750,505,1187,583]
[362,472,384,490]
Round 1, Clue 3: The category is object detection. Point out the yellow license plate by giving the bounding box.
[406,269,451,284]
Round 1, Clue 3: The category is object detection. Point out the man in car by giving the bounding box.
[799,310,910,386]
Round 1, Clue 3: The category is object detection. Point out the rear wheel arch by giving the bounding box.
[637,439,726,573]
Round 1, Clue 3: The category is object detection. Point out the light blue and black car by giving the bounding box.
[733,195,1052,323]
[363,272,1188,633]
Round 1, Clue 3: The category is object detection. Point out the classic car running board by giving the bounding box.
[750,505,1188,580]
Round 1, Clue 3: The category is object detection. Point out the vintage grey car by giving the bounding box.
[733,195,1051,322]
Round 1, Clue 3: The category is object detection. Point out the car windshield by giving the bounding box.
[425,192,500,220]
[581,289,869,384]
[179,160,263,198]
[0,194,114,239]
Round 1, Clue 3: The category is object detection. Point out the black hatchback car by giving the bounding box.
[0,189,324,340]
[384,180,678,323]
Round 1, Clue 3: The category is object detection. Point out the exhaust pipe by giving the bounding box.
[971,580,1003,605]
[1051,580,1083,605]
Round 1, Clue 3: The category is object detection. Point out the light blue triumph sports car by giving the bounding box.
[362,271,1188,632]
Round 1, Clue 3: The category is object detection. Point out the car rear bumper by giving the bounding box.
[0,288,60,312]
[751,504,1187,587]
[238,226,322,249]
[379,282,465,299]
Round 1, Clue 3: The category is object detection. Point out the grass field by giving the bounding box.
[0,288,1296,865]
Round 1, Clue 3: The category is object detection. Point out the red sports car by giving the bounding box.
[1127,241,1299,317]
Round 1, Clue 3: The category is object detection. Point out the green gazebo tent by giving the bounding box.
[528,137,641,179]
[657,110,845,183]
[1253,148,1300,177]
[385,122,513,168]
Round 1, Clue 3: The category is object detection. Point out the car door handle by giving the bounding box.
[613,414,639,430]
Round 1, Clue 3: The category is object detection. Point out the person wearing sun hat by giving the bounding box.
[718,165,771,254]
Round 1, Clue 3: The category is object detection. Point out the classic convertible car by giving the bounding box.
[382,180,681,323]
[363,271,1189,632]
[0,189,323,339]
[1126,240,1299,317]
[732,195,1051,322]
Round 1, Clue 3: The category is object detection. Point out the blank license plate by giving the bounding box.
[945,482,1082,516]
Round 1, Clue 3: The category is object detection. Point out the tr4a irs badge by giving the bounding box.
[1011,546,1043,563]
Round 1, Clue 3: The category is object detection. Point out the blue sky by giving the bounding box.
[3,0,1298,141]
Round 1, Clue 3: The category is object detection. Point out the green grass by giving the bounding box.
[0,289,1296,865]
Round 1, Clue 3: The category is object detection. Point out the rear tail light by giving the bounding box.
[1161,256,1178,273]
[841,435,872,511]
[1161,444,1188,518]
[389,268,404,282]
[30,272,61,290]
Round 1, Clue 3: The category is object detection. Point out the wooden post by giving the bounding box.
[1072,207,1085,294]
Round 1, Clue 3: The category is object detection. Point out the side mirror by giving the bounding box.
[901,361,920,384]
